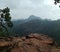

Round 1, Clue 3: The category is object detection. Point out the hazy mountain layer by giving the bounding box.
[12,15,60,44]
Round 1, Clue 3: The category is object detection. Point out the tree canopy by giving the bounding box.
[54,0,60,7]
[54,0,60,4]
[0,7,13,37]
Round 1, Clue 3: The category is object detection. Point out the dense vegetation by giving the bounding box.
[0,7,13,37]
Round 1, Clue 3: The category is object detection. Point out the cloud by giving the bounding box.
[0,0,60,20]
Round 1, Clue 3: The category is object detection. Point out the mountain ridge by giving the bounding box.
[12,15,60,44]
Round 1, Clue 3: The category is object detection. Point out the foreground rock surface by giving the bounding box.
[0,33,60,52]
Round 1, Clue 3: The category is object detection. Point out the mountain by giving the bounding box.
[13,15,41,26]
[12,15,42,33]
[27,15,41,20]
[12,15,60,44]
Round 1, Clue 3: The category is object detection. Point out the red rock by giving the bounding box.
[0,33,59,52]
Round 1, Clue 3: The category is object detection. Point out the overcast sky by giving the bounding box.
[0,0,60,20]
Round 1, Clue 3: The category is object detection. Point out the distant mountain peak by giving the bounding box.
[29,15,36,17]
[28,15,40,20]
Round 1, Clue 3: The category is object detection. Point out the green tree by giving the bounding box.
[54,0,60,4]
[0,7,13,37]
[54,0,60,7]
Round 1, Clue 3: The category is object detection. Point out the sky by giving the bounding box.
[0,0,60,20]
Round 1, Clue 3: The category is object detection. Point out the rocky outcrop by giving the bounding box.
[0,33,60,52]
